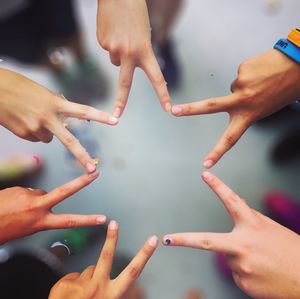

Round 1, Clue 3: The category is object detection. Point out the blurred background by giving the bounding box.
[1,0,300,298]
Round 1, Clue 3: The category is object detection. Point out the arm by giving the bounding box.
[171,49,300,168]
[49,221,158,299]
[96,0,172,117]
[163,172,300,299]
[0,171,106,244]
[0,68,119,173]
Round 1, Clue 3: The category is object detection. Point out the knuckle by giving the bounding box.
[66,218,78,228]
[63,135,78,148]
[109,44,120,55]
[239,261,253,276]
[224,134,237,148]
[200,238,213,250]
[239,89,256,105]
[206,99,218,113]
[119,76,132,88]
[101,250,114,260]
[128,265,141,279]
[152,74,166,86]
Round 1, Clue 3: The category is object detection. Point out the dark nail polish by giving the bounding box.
[165,239,171,246]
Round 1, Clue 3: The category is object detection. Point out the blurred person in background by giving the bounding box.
[146,0,184,89]
[0,0,109,103]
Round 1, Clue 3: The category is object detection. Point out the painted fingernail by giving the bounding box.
[86,162,96,173]
[88,170,99,179]
[33,155,41,166]
[109,220,118,230]
[164,237,172,246]
[165,102,172,112]
[202,171,214,182]
[203,159,214,169]
[108,116,119,125]
[96,215,107,224]
[171,106,182,116]
[113,107,121,118]
[148,236,158,247]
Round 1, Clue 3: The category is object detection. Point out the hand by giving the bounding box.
[97,0,172,117]
[0,68,119,173]
[0,171,107,244]
[171,49,300,168]
[49,221,158,299]
[163,172,300,299]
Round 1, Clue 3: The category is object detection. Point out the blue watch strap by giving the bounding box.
[274,38,300,64]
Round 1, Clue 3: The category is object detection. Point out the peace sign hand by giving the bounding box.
[0,68,119,173]
[49,221,158,299]
[97,0,172,118]
[171,49,300,168]
[163,172,300,299]
[0,171,106,245]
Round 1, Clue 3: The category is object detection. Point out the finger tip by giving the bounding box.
[171,106,182,116]
[147,235,158,248]
[203,159,214,169]
[202,171,214,183]
[88,170,100,180]
[108,116,119,125]
[108,220,118,231]
[165,102,172,113]
[96,215,107,224]
[113,107,122,118]
[162,236,172,246]
[86,162,97,173]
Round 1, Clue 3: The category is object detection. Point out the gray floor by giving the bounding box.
[1,0,300,298]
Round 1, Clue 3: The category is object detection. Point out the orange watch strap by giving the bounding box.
[287,28,300,48]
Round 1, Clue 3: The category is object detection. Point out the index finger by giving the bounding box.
[114,236,158,297]
[93,220,119,280]
[141,52,172,112]
[113,60,135,118]
[203,117,248,168]
[49,122,96,173]
[58,101,119,126]
[202,172,254,223]
[42,171,99,208]
[171,94,238,117]
[162,232,238,255]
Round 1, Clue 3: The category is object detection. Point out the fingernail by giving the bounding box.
[203,159,214,169]
[33,155,41,166]
[108,116,119,125]
[171,106,182,116]
[113,108,121,118]
[202,171,214,182]
[86,162,96,173]
[148,236,158,247]
[96,215,107,224]
[164,237,172,246]
[109,220,118,230]
[88,170,99,179]
[165,102,172,112]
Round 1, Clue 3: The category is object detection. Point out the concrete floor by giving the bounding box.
[1,0,300,298]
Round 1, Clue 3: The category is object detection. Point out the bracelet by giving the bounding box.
[274,38,300,64]
[288,28,300,48]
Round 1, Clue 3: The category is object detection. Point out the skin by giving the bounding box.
[171,49,300,168]
[49,221,158,299]
[163,172,300,299]
[0,68,119,173]
[146,0,184,45]
[97,0,172,118]
[0,171,107,245]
